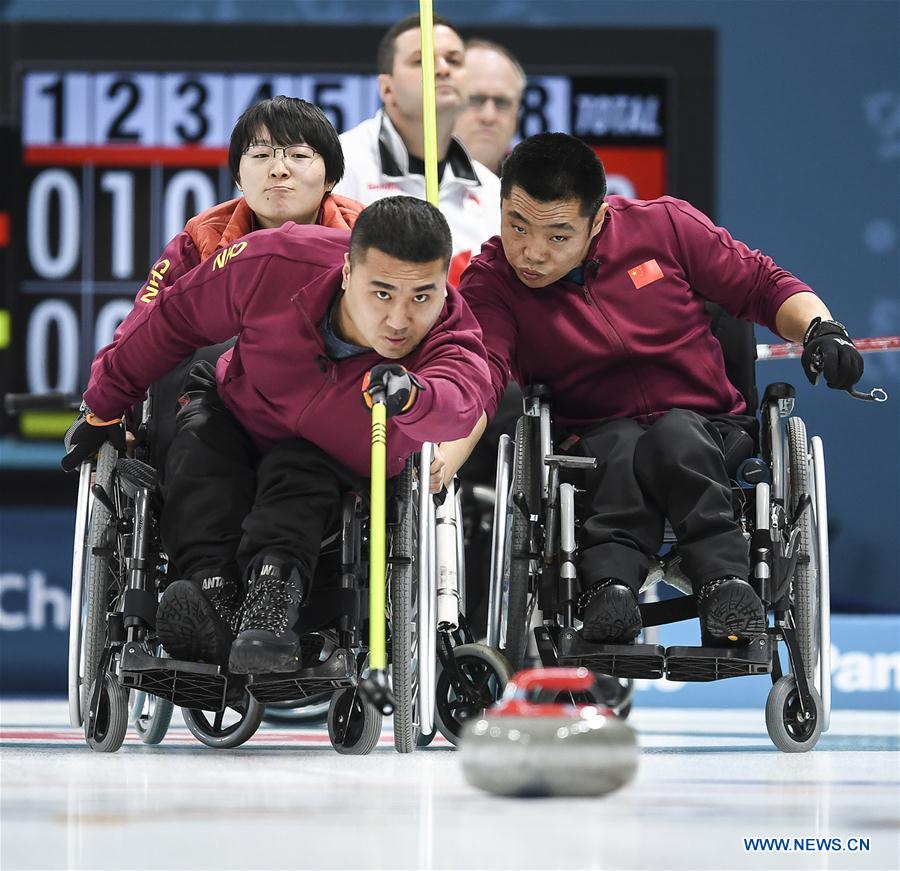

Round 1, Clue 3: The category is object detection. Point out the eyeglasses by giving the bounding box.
[468,94,518,113]
[242,143,319,164]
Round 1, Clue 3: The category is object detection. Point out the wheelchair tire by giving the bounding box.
[328,687,382,755]
[81,443,121,720]
[765,675,823,752]
[416,726,437,748]
[505,416,539,672]
[130,690,175,745]
[785,417,818,684]
[262,694,331,726]
[85,673,129,753]
[182,692,264,749]
[435,643,513,746]
[390,460,424,753]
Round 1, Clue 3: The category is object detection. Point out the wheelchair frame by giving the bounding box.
[487,382,832,752]
[69,430,509,753]
[68,441,441,752]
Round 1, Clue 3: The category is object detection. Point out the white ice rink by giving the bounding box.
[1,701,897,871]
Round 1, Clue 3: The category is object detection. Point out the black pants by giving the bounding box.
[576,408,752,595]
[160,363,359,585]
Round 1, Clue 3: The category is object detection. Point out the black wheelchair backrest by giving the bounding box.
[705,303,758,412]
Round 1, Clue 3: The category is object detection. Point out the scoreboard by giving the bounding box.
[1,22,713,437]
[18,70,385,399]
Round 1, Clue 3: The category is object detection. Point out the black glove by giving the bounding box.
[362,364,425,418]
[801,318,864,390]
[61,406,126,472]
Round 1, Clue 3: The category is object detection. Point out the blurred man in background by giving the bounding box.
[335,15,500,285]
[455,39,525,176]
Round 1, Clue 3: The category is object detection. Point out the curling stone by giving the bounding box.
[459,667,638,797]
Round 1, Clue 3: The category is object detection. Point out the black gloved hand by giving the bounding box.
[362,364,425,418]
[801,318,864,390]
[61,407,126,472]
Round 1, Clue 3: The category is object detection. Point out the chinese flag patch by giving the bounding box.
[627,259,664,289]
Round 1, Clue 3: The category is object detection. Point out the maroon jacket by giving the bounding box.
[85,223,490,478]
[460,195,811,427]
[108,193,362,348]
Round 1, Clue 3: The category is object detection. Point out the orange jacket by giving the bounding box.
[185,192,361,260]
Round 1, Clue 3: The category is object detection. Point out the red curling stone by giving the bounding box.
[459,667,638,797]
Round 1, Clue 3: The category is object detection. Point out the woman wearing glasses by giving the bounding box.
[106,95,360,331]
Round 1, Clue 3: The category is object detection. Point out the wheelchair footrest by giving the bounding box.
[247,648,356,705]
[119,645,228,711]
[665,635,772,682]
[556,629,666,679]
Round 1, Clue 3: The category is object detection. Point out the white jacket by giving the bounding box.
[335,111,501,281]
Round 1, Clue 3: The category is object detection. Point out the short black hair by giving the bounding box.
[350,197,452,269]
[376,13,458,74]
[500,133,607,221]
[228,95,344,186]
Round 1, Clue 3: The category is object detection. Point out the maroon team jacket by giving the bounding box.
[85,223,491,478]
[106,193,362,350]
[459,195,812,427]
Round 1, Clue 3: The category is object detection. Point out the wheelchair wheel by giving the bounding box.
[328,687,382,755]
[435,643,513,746]
[85,673,129,753]
[80,443,122,721]
[765,675,823,752]
[262,694,331,726]
[505,416,539,671]
[130,690,175,745]
[390,460,425,753]
[785,417,818,683]
[182,692,264,749]
[416,726,437,747]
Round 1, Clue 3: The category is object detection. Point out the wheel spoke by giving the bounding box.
[473,667,492,693]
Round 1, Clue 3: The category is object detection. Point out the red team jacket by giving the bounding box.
[459,196,812,428]
[85,224,491,478]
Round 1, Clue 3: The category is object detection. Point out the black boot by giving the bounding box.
[228,557,306,674]
[696,577,766,645]
[579,579,642,644]
[156,570,243,666]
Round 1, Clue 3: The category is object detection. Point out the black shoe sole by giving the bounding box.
[581,586,642,644]
[228,638,301,674]
[700,581,767,645]
[156,582,233,666]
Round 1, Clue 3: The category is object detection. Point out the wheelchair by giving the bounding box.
[57,369,510,754]
[486,309,833,752]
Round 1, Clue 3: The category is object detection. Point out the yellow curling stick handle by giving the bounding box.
[358,396,394,716]
[368,400,388,672]
[419,0,439,207]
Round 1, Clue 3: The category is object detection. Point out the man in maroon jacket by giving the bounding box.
[459,133,864,648]
[62,196,490,674]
